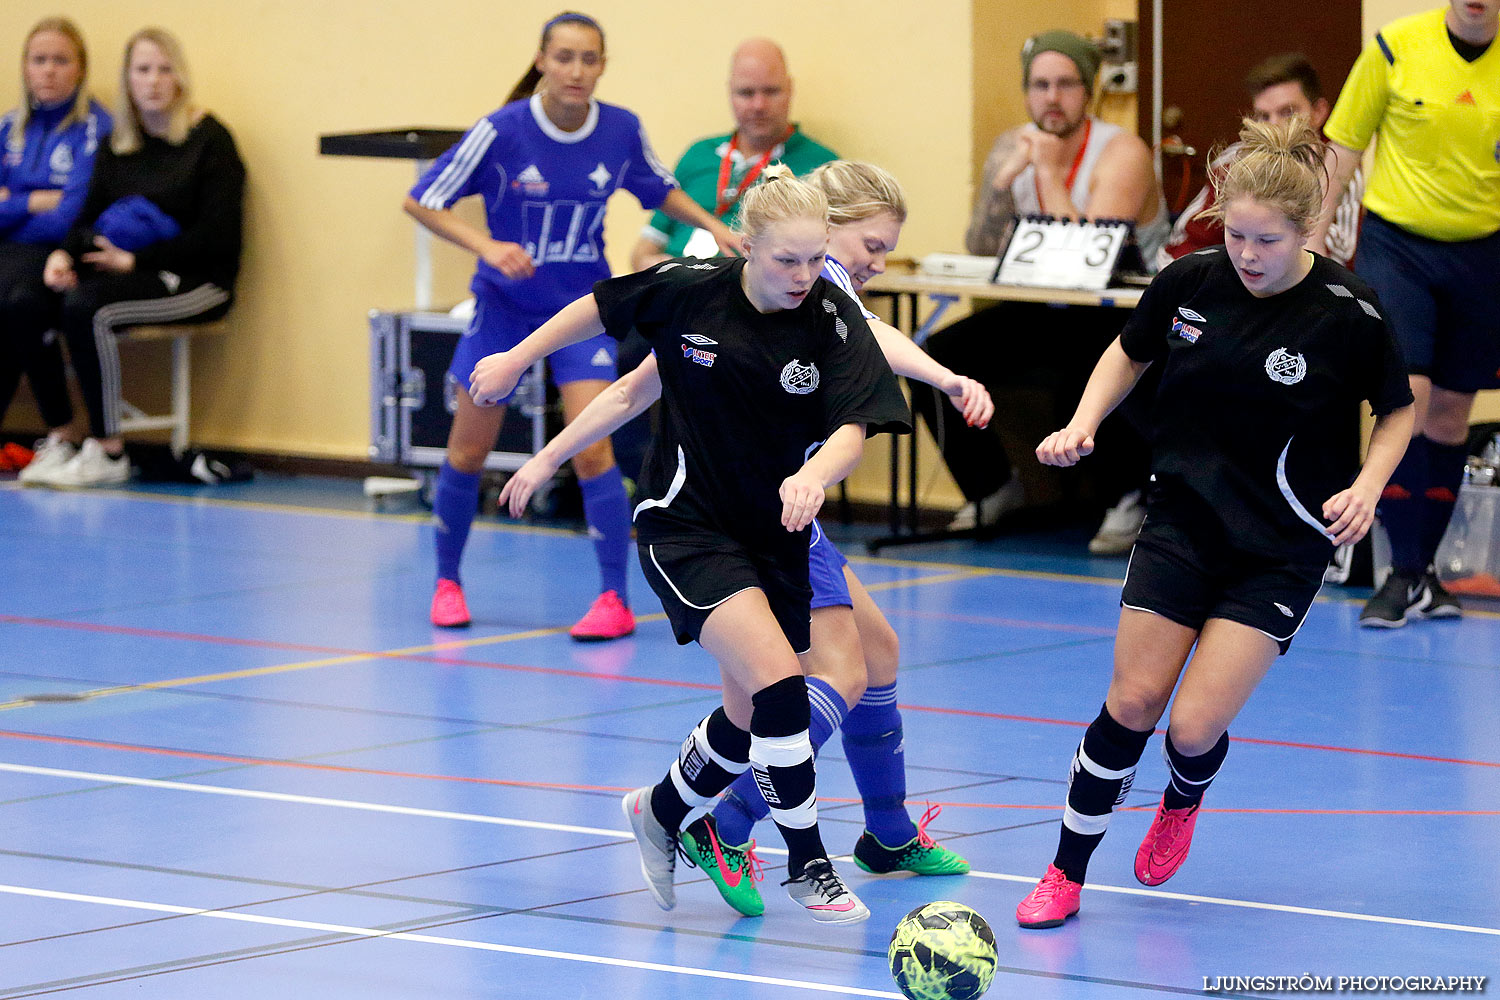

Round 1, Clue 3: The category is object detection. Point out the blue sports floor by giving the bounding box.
[2,475,1497,998]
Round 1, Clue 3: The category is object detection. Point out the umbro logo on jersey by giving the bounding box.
[1178,306,1206,322]
[1264,347,1307,385]
[1171,315,1203,343]
[682,334,717,346]
[590,348,612,367]
[1274,602,1294,618]
[681,344,717,367]
[780,359,820,394]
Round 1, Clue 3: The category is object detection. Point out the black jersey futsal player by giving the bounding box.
[1014,118,1415,929]
[468,166,910,923]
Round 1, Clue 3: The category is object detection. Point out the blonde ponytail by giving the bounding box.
[735,163,829,241]
[1199,117,1327,234]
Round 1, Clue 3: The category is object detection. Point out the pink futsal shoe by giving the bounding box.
[430,578,471,628]
[1134,799,1200,886]
[570,590,635,641]
[1015,864,1082,929]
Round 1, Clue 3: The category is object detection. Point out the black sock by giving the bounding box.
[1381,435,1429,575]
[749,676,825,877]
[1053,704,1153,884]
[1418,440,1468,570]
[1161,730,1230,811]
[649,707,750,833]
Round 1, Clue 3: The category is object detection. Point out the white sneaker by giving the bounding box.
[946,476,1025,530]
[47,439,130,488]
[17,435,78,486]
[783,857,870,924]
[621,786,676,910]
[1089,489,1145,555]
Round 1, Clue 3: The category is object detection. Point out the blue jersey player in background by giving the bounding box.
[404,11,742,638]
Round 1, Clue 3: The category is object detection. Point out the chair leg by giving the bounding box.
[172,334,190,455]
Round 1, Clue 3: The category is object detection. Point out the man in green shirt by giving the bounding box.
[628,38,838,270]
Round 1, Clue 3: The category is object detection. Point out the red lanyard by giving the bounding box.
[1033,117,1092,212]
[715,127,795,217]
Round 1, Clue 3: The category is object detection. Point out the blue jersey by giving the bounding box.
[820,255,877,321]
[0,98,112,245]
[411,94,677,319]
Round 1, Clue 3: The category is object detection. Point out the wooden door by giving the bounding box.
[1138,0,1364,216]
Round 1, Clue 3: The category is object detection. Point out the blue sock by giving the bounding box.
[841,682,918,845]
[1380,435,1428,575]
[579,466,630,602]
[433,461,481,584]
[712,676,846,845]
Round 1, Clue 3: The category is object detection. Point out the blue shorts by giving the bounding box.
[808,519,852,609]
[447,289,618,401]
[1354,212,1500,393]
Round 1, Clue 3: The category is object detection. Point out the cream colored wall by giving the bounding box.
[1,1,973,485]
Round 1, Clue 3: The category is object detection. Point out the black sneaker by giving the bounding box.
[1358,571,1426,628]
[1414,568,1462,620]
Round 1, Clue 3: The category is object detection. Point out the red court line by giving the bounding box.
[0,614,718,692]
[5,614,1497,769]
[4,729,1496,817]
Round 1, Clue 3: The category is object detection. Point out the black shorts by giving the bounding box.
[1120,495,1329,655]
[638,533,812,653]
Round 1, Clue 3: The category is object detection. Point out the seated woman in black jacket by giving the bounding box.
[30,26,243,487]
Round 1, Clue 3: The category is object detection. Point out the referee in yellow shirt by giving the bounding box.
[1311,0,1500,627]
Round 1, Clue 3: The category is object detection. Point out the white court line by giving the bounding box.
[0,884,903,998]
[6,761,1498,938]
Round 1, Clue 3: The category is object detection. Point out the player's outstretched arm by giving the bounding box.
[868,318,993,428]
[780,423,866,532]
[499,356,664,518]
[1037,337,1149,467]
[1323,402,1415,545]
[658,189,746,257]
[469,294,606,407]
[403,196,535,279]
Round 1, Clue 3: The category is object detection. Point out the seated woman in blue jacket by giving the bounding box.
[0,17,111,477]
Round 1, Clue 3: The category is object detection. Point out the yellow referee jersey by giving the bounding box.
[1324,8,1500,241]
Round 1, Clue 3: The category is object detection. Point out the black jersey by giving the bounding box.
[1120,248,1413,560]
[594,256,910,560]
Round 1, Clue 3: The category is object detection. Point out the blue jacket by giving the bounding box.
[0,97,112,245]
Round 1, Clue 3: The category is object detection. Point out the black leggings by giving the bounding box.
[0,242,71,429]
[57,271,230,438]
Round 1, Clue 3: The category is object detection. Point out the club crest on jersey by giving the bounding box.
[512,164,548,196]
[1264,347,1307,385]
[1171,315,1203,343]
[780,359,819,394]
[49,143,73,175]
[681,343,717,367]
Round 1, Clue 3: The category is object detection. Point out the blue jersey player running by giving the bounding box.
[499,161,993,916]
[404,12,741,638]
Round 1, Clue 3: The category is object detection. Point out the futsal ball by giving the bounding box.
[888,901,997,1000]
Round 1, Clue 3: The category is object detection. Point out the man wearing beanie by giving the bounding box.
[911,28,1166,551]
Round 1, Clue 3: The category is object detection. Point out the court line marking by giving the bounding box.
[0,884,907,999]
[5,762,1497,937]
[7,485,1499,619]
[4,741,1497,815]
